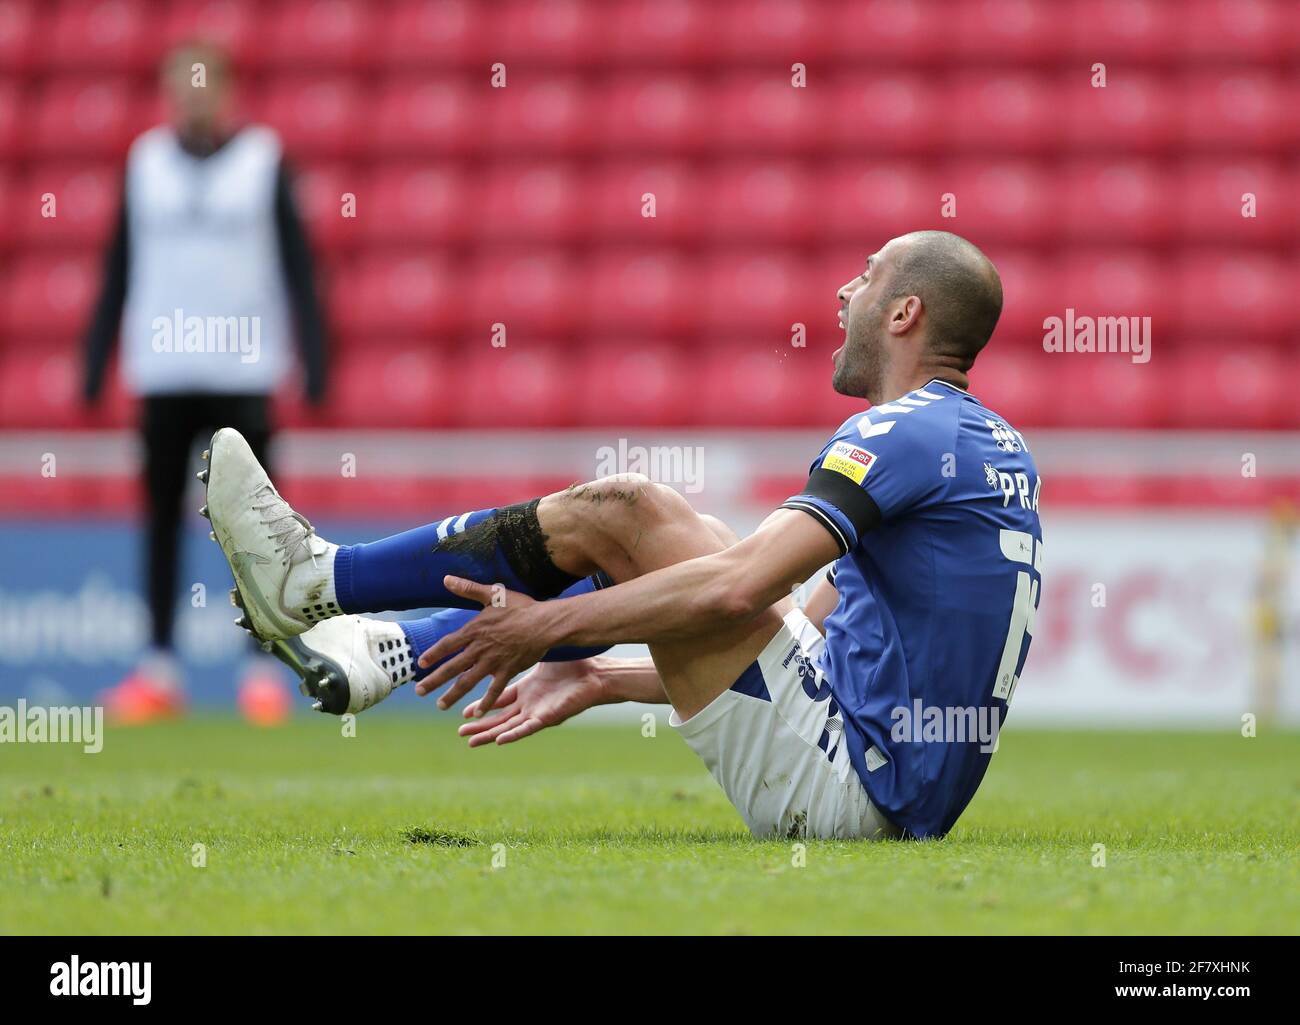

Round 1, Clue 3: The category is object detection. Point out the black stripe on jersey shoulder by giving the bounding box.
[804,467,883,535]
[783,468,883,554]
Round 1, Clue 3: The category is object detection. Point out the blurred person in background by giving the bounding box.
[81,41,329,724]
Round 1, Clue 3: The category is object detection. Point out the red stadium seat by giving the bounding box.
[604,0,717,65]
[0,352,81,426]
[28,78,141,157]
[359,165,476,245]
[827,74,947,154]
[816,163,945,243]
[1061,252,1174,337]
[695,343,823,427]
[1281,347,1300,430]
[1180,72,1294,151]
[0,77,21,157]
[478,164,588,242]
[968,348,1061,428]
[1066,73,1179,152]
[704,162,817,243]
[382,0,492,69]
[1175,251,1292,336]
[0,349,131,428]
[949,72,1066,153]
[1066,0,1183,60]
[584,250,700,337]
[0,170,10,255]
[0,0,36,73]
[983,248,1066,340]
[954,0,1070,61]
[162,0,262,69]
[712,74,828,153]
[598,75,711,153]
[575,343,694,426]
[466,249,583,338]
[1052,357,1175,429]
[369,76,483,157]
[331,254,464,342]
[1184,0,1294,61]
[291,162,365,253]
[485,76,599,155]
[46,0,153,71]
[701,249,825,340]
[1169,346,1288,430]
[14,164,119,247]
[496,0,609,65]
[1178,160,1295,243]
[264,0,376,70]
[1,255,99,338]
[454,345,572,428]
[260,77,365,159]
[590,161,706,243]
[1062,161,1176,243]
[945,161,1060,244]
[719,0,825,62]
[328,348,448,428]
[822,0,951,64]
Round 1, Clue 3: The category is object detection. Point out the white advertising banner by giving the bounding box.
[1012,512,1299,726]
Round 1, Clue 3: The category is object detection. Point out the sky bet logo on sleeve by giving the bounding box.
[821,442,876,484]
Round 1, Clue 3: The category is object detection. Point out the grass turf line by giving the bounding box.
[1,717,1296,934]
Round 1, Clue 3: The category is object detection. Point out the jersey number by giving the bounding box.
[993,529,1042,705]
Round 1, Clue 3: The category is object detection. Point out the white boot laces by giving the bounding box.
[252,483,319,567]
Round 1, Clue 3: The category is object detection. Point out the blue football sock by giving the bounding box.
[398,575,612,681]
[334,499,581,613]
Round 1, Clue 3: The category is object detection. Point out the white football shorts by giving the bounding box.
[670,606,901,840]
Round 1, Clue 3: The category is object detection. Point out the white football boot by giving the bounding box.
[255,613,415,715]
[199,427,339,643]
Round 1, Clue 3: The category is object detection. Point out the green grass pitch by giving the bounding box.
[1,716,1296,934]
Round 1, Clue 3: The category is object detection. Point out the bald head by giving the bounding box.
[880,231,1003,371]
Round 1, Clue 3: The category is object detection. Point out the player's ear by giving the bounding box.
[887,295,923,335]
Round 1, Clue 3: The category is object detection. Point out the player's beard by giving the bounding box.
[832,301,888,402]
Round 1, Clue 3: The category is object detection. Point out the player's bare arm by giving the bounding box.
[415,508,840,712]
[457,655,667,748]
[457,575,840,748]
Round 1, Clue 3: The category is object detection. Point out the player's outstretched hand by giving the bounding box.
[458,658,607,748]
[414,576,553,715]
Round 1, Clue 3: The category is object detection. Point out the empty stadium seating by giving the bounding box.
[1,0,1298,435]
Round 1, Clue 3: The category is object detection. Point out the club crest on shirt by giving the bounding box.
[821,441,875,484]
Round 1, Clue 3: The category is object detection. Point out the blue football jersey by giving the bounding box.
[782,379,1043,838]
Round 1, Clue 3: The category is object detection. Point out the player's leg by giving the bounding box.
[203,426,787,717]
[102,396,193,722]
[262,514,739,715]
[262,575,614,715]
[143,396,192,658]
